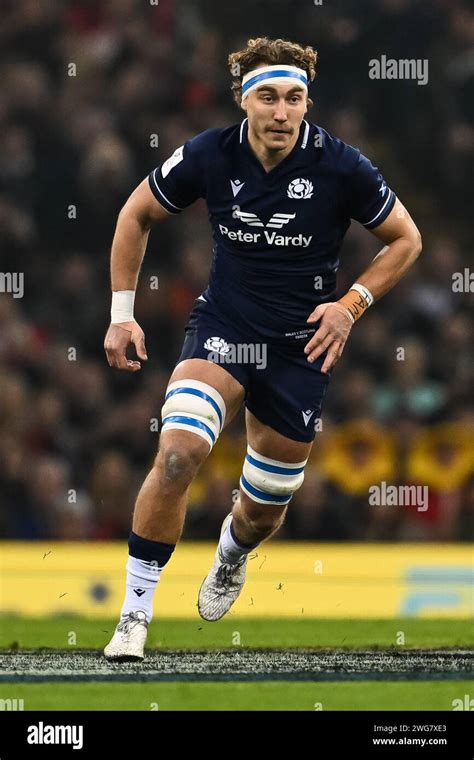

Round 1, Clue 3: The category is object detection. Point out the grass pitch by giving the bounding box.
[0,617,472,710]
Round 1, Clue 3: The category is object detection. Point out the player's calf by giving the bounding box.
[198,445,309,621]
[232,495,287,547]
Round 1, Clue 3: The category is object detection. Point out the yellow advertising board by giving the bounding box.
[0,542,472,618]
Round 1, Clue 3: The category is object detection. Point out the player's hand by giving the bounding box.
[304,302,353,374]
[104,321,148,372]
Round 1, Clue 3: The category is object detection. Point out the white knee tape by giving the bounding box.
[240,445,307,506]
[161,379,226,450]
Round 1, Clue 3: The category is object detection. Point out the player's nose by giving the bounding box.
[273,100,288,121]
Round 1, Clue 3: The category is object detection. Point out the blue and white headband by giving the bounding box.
[241,64,308,100]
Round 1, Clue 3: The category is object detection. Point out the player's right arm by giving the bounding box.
[105,133,208,371]
[104,179,171,372]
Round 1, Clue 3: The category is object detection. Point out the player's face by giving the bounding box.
[242,83,308,152]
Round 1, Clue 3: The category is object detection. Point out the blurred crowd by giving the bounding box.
[0,0,472,542]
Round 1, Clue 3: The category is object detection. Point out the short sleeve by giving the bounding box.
[148,136,205,214]
[344,152,396,229]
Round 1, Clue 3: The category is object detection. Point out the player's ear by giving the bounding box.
[240,97,248,112]
[305,97,314,112]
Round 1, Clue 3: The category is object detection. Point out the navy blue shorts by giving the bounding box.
[175,298,332,443]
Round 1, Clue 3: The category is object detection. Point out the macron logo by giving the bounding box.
[302,409,314,427]
[231,179,245,197]
[27,722,83,750]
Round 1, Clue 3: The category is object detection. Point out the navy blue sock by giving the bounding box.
[128,531,176,567]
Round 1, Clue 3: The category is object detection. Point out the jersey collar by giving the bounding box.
[240,118,312,176]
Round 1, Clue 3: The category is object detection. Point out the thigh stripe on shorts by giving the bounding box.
[161,415,216,445]
[165,387,223,431]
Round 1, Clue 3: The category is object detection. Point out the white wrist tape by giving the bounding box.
[111,290,136,324]
[350,282,374,307]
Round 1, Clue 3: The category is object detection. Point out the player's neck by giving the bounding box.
[247,126,299,173]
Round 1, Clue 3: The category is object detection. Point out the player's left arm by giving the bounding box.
[305,197,422,373]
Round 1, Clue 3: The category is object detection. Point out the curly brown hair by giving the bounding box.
[228,37,317,107]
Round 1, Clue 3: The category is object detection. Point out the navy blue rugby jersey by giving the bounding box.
[148,118,396,343]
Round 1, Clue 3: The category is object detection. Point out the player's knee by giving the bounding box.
[160,379,226,451]
[240,445,308,506]
[156,441,205,488]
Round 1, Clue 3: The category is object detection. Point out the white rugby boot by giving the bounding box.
[104,610,148,662]
[198,513,249,622]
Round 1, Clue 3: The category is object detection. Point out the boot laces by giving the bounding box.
[216,559,244,591]
[117,611,146,635]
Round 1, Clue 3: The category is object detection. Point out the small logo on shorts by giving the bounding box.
[204,336,231,356]
[302,409,314,426]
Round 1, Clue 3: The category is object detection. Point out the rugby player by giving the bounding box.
[103,37,422,660]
